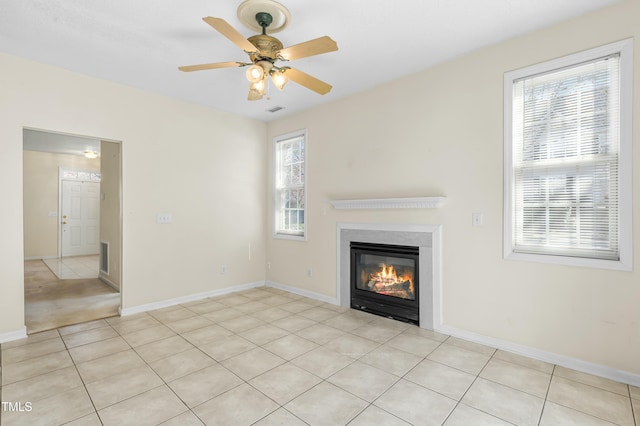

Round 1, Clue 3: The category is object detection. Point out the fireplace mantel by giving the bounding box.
[330,196,446,210]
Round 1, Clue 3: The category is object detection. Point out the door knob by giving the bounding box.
[62,221,67,224]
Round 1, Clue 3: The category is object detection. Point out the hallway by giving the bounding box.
[24,258,120,334]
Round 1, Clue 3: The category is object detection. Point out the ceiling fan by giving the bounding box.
[178,0,338,101]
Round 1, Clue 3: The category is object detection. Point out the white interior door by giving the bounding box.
[61,180,100,257]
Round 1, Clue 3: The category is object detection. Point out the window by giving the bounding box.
[274,130,307,240]
[504,39,632,270]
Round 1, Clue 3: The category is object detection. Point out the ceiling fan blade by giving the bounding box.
[278,36,338,61]
[202,17,257,53]
[178,61,243,72]
[285,68,333,95]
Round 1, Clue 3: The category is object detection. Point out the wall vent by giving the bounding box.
[266,106,285,113]
[100,241,109,275]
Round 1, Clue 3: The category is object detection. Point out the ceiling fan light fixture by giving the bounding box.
[246,60,274,83]
[248,79,267,100]
[246,64,264,83]
[270,70,288,90]
[179,7,338,101]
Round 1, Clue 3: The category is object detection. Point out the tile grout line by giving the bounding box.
[63,325,109,425]
[537,364,556,426]
[629,384,638,426]
[439,346,507,425]
[359,338,440,426]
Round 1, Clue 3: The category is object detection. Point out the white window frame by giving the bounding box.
[273,129,307,241]
[504,39,633,271]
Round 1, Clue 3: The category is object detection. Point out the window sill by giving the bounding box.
[273,233,306,242]
[504,251,632,272]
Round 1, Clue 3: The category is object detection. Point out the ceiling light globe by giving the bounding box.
[246,65,264,83]
[271,71,288,90]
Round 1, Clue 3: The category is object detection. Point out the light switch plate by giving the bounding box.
[472,212,484,227]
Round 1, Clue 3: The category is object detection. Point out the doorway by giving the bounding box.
[22,128,122,333]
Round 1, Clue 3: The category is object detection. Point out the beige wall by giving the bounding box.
[99,140,122,290]
[0,52,267,335]
[23,150,100,258]
[266,0,640,375]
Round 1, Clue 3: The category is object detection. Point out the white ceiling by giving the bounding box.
[0,0,623,122]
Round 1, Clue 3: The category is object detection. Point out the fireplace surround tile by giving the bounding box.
[338,223,441,331]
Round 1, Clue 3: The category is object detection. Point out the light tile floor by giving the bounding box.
[43,255,99,280]
[1,286,638,425]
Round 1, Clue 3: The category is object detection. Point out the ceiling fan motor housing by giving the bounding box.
[248,34,283,61]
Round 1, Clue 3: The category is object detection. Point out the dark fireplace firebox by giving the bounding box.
[350,241,419,325]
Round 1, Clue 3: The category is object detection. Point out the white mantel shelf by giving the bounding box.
[329,196,446,210]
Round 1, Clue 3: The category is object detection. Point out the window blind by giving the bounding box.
[511,54,621,260]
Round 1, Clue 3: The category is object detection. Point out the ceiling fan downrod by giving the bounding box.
[255,12,273,35]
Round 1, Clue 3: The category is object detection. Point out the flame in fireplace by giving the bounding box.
[366,264,414,299]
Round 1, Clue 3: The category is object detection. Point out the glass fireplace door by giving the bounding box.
[350,242,420,324]
[355,253,416,301]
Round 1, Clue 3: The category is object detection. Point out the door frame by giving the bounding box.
[22,127,124,316]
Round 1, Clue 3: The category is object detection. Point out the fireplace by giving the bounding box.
[350,241,420,325]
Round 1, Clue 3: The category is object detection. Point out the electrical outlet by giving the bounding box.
[220,264,227,274]
[307,267,313,277]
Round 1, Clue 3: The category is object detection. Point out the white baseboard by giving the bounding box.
[265,281,338,305]
[24,255,58,261]
[119,281,265,317]
[0,326,28,344]
[436,324,640,388]
[99,274,120,291]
